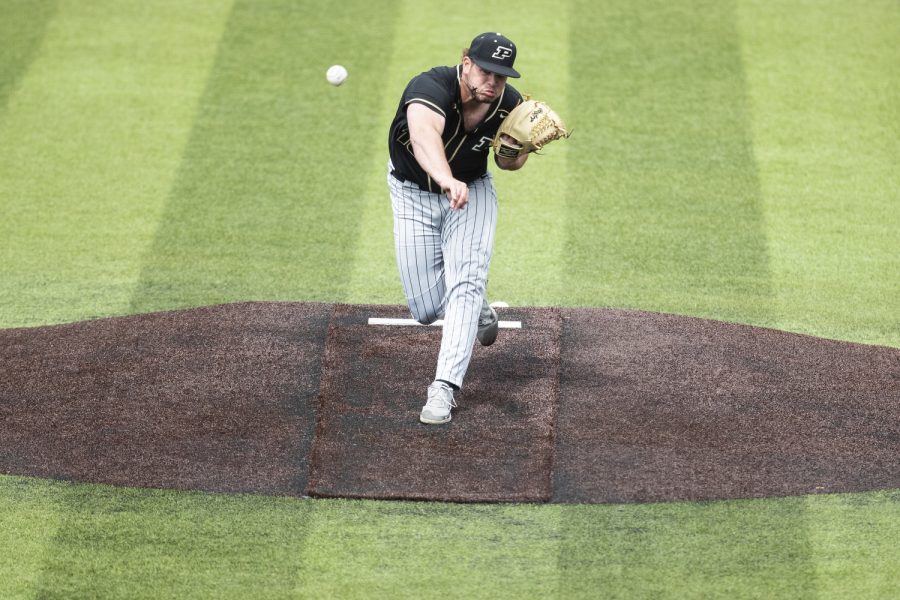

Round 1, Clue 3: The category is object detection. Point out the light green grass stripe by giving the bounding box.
[294,499,562,598]
[738,0,900,347]
[3,476,898,598]
[344,2,572,307]
[0,478,64,599]
[128,0,397,314]
[488,8,571,307]
[807,491,900,597]
[0,0,233,329]
[565,0,771,325]
[25,480,314,599]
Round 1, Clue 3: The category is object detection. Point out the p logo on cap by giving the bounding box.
[468,32,521,78]
[492,46,513,61]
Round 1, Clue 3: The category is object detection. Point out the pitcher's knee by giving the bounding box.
[409,304,442,325]
[447,280,486,303]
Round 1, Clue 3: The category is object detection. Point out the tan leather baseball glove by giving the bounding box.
[492,99,571,159]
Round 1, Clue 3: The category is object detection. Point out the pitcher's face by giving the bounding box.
[462,58,508,103]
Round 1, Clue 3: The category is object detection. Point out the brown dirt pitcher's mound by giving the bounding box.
[0,302,330,496]
[554,309,900,503]
[1,302,897,503]
[306,304,560,502]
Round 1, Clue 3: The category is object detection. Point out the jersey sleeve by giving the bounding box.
[402,70,454,118]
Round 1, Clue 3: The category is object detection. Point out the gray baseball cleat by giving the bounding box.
[476,303,499,346]
[420,382,457,424]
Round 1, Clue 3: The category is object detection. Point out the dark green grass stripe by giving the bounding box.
[559,498,816,598]
[0,0,58,119]
[565,0,771,323]
[30,481,314,599]
[129,0,395,313]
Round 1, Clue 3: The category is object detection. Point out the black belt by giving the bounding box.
[391,170,432,192]
[391,170,488,192]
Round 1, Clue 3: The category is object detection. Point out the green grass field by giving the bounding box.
[1,0,898,597]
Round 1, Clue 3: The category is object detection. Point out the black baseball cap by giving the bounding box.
[468,32,520,78]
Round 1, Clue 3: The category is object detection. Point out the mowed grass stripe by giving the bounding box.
[560,498,815,598]
[0,1,232,328]
[24,479,314,599]
[738,0,900,347]
[0,0,57,118]
[488,6,571,306]
[129,0,397,314]
[0,478,64,598]
[806,490,900,597]
[293,499,562,598]
[343,1,572,307]
[564,0,771,325]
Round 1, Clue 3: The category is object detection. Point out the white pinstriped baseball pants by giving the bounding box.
[387,163,497,389]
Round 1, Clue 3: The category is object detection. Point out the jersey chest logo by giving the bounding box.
[472,136,493,152]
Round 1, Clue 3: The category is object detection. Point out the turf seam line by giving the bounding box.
[547,308,564,504]
[304,303,340,498]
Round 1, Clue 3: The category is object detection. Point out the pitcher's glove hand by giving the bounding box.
[492,99,571,159]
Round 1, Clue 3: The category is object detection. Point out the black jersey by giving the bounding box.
[388,65,523,193]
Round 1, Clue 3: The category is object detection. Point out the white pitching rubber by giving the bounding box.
[368,318,522,329]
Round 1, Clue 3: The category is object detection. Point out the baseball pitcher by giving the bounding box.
[386,32,569,424]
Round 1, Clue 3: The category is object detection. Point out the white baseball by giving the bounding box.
[326,64,348,86]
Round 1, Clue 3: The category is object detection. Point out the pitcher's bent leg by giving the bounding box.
[434,174,498,388]
[388,170,446,324]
